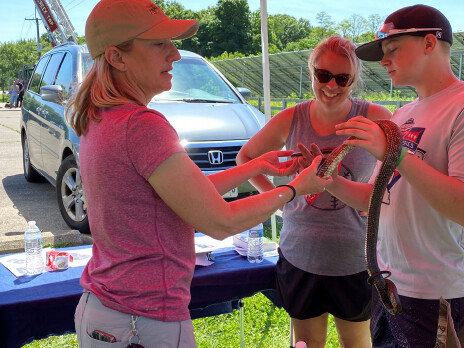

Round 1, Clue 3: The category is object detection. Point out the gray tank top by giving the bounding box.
[280,99,375,276]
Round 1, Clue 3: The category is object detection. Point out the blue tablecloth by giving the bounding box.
[0,245,278,348]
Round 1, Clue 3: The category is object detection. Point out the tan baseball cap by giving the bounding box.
[85,0,199,59]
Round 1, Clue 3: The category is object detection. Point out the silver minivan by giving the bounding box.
[20,43,264,233]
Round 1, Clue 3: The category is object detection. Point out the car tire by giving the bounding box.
[56,155,90,234]
[22,133,43,182]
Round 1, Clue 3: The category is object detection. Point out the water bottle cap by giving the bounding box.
[295,341,307,348]
[28,221,36,226]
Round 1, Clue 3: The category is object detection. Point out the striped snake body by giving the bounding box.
[317,119,403,315]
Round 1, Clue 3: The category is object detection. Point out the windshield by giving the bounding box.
[152,57,241,103]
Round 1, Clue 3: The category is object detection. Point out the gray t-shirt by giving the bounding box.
[281,99,376,276]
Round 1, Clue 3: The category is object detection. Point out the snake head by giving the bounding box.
[368,271,402,315]
[385,278,403,315]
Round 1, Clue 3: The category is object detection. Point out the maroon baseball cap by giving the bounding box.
[355,5,453,61]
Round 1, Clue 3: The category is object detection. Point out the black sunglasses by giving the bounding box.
[313,68,353,87]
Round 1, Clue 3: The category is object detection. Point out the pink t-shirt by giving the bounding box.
[79,104,195,322]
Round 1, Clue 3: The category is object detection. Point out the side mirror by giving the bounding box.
[40,85,64,104]
[236,87,251,101]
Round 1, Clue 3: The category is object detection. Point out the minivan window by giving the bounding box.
[40,52,65,90]
[54,53,73,100]
[29,55,51,94]
[81,53,93,78]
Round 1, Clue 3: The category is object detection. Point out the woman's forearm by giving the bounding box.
[326,176,372,212]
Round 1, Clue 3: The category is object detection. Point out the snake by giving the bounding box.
[315,119,403,315]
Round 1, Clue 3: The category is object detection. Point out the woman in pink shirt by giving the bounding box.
[68,0,327,347]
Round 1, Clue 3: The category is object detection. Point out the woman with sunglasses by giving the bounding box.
[237,36,392,348]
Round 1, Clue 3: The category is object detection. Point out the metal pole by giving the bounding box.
[25,16,43,59]
[260,0,271,122]
[299,67,303,98]
[459,54,463,80]
[260,0,278,243]
[35,18,41,59]
[239,299,245,348]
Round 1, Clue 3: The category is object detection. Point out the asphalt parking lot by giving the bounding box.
[0,106,90,254]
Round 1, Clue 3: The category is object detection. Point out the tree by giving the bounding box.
[284,36,321,51]
[357,14,383,43]
[247,9,263,55]
[210,0,252,57]
[345,14,367,43]
[0,40,38,90]
[163,1,201,53]
[366,14,384,34]
[307,26,338,45]
[268,14,311,51]
[315,11,335,39]
[337,19,351,39]
[193,8,217,57]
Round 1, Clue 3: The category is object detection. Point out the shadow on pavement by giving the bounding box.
[2,174,69,233]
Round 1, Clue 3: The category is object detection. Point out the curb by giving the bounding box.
[0,230,93,255]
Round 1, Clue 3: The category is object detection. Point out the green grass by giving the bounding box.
[247,93,416,116]
[23,295,341,347]
[23,224,342,348]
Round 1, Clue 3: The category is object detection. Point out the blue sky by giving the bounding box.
[1,0,463,44]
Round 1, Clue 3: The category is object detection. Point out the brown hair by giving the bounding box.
[67,40,146,136]
[308,36,362,90]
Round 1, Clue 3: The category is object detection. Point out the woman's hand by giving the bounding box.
[252,150,299,177]
[290,156,327,195]
[295,142,323,170]
[335,116,387,161]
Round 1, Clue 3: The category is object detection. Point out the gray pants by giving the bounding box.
[75,292,197,348]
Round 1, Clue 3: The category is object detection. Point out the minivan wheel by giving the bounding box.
[22,133,43,182]
[56,155,90,234]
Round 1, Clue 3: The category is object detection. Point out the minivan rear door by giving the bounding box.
[23,55,52,174]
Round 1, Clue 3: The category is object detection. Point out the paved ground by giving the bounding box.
[0,105,91,254]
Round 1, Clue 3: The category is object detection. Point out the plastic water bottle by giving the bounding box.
[24,221,43,275]
[247,223,264,263]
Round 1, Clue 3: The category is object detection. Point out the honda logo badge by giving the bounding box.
[208,150,223,165]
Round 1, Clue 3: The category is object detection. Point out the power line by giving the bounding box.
[65,0,88,12]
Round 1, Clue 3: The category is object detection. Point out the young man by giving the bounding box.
[326,5,464,347]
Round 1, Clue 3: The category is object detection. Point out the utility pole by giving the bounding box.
[25,16,42,60]
[35,18,42,60]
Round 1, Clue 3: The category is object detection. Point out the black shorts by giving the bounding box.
[275,248,372,322]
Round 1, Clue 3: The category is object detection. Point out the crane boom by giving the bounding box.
[33,0,78,46]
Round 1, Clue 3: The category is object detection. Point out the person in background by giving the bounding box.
[16,80,24,108]
[9,79,19,108]
[237,36,391,348]
[327,5,464,347]
[68,0,327,347]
